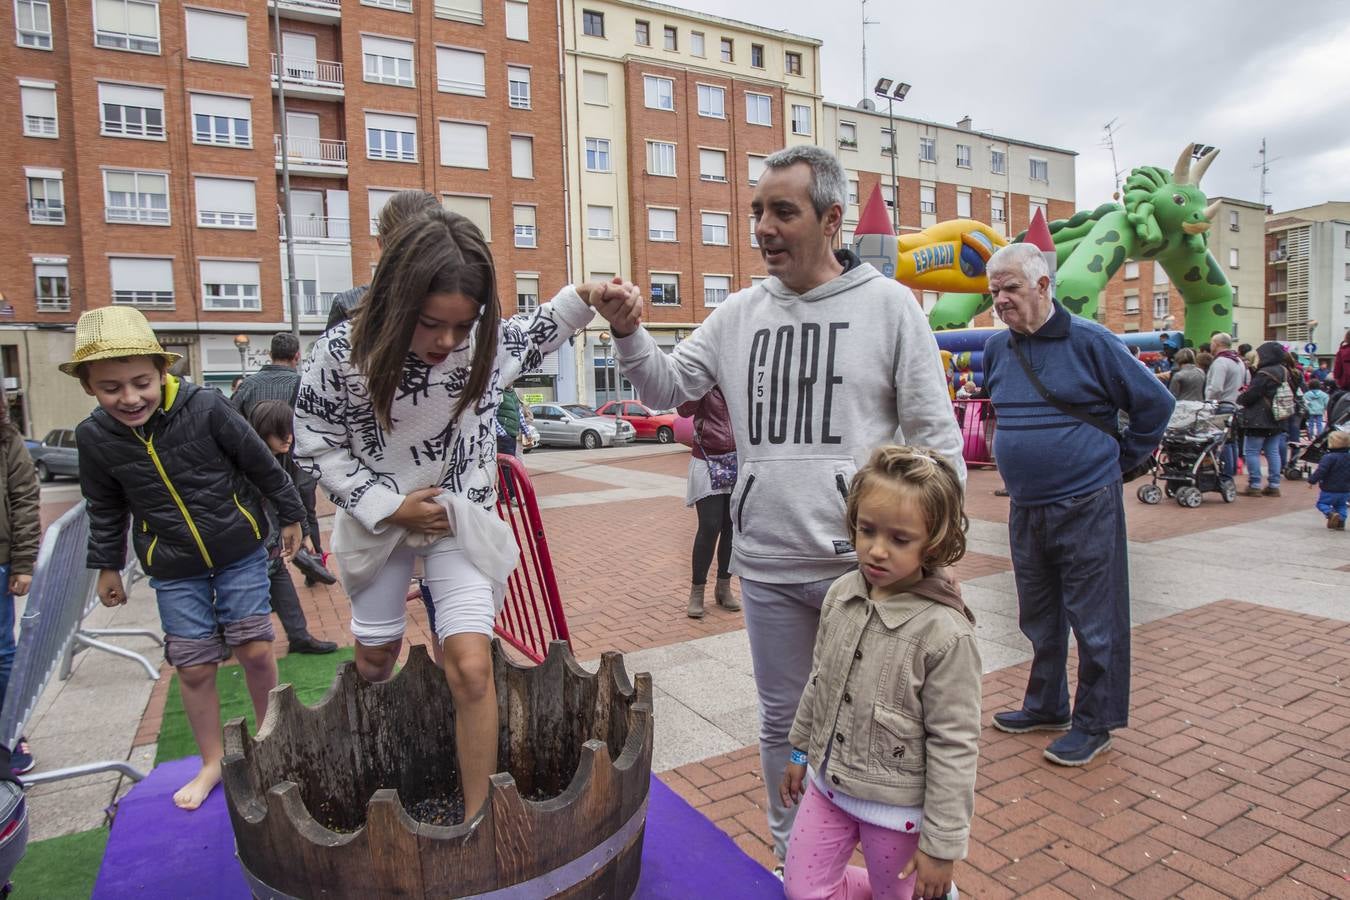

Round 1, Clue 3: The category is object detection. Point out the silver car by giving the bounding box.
[530,404,635,450]
[29,429,79,481]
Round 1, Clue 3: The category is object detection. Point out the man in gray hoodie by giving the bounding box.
[591,144,964,864]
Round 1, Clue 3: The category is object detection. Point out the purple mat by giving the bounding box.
[93,757,782,898]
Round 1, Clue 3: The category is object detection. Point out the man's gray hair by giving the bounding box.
[1211,332,1232,348]
[988,242,1050,287]
[762,145,848,218]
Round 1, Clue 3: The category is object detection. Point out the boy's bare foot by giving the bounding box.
[173,760,222,810]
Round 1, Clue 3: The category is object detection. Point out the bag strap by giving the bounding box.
[1008,334,1117,439]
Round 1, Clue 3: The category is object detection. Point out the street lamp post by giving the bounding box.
[873,78,910,233]
[597,331,611,406]
[234,333,251,380]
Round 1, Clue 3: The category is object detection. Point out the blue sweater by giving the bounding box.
[984,302,1176,505]
[1310,448,1350,493]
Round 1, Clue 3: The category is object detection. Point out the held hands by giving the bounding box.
[778,762,806,808]
[97,569,127,607]
[584,277,643,339]
[900,849,953,900]
[280,523,302,561]
[8,574,31,597]
[389,487,451,535]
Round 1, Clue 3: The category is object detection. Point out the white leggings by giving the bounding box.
[347,539,496,646]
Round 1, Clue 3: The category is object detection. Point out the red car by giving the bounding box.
[595,400,679,443]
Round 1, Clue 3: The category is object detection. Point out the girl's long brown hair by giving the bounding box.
[350,208,500,431]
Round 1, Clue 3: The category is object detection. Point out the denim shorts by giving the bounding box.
[149,545,274,666]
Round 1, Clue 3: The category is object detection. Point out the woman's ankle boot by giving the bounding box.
[714,577,740,611]
[687,583,706,618]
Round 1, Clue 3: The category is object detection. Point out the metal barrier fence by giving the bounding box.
[0,503,156,787]
[492,453,569,663]
[953,399,996,468]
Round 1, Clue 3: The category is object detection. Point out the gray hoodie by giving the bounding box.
[614,257,965,583]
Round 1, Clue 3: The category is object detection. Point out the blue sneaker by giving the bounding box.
[991,709,1071,734]
[1044,728,1112,766]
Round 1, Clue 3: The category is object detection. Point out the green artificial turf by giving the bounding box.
[10,826,109,898]
[155,648,355,765]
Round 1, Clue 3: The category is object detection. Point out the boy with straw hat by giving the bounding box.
[63,307,306,810]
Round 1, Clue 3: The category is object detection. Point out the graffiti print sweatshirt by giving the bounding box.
[614,252,964,584]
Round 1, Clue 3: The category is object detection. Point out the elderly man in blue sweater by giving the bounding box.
[983,243,1174,766]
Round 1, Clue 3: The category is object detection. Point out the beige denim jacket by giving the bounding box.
[788,568,982,861]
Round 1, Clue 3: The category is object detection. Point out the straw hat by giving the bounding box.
[59,306,181,376]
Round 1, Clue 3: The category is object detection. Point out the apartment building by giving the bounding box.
[3,0,570,436]
[1266,201,1350,358]
[561,0,822,403]
[821,106,1076,327]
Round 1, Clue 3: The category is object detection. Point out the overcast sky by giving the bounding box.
[679,0,1350,213]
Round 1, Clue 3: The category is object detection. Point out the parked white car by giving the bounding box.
[529,404,635,450]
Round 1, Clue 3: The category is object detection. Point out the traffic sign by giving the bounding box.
[1305,343,1317,354]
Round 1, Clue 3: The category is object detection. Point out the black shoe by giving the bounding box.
[292,548,337,585]
[1044,728,1112,766]
[992,709,1072,734]
[10,738,34,776]
[288,636,338,654]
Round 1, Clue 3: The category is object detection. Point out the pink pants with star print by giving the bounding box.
[783,780,921,900]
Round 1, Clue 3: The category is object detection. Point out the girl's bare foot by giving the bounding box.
[173,760,222,810]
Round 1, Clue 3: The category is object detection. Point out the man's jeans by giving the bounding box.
[1245,433,1284,490]
[1008,483,1131,734]
[740,576,835,861]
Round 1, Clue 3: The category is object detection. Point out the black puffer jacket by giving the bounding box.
[78,376,306,579]
[1237,342,1292,436]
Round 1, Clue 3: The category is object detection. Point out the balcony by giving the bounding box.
[1269,248,1287,263]
[279,211,351,243]
[271,54,344,101]
[1268,281,1287,294]
[1268,312,1287,327]
[113,291,174,310]
[36,296,71,313]
[274,134,348,177]
[282,292,340,321]
[267,0,340,23]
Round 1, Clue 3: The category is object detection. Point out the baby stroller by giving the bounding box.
[1288,408,1350,480]
[1137,401,1236,508]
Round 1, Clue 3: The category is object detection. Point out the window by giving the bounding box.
[880,127,895,155]
[1124,261,1139,280]
[646,140,675,176]
[1030,200,1047,222]
[516,276,539,314]
[643,75,673,110]
[15,0,52,48]
[202,260,260,311]
[745,92,771,126]
[919,136,936,162]
[750,43,763,68]
[510,134,533,178]
[747,154,766,184]
[697,84,724,118]
[701,212,728,245]
[1029,158,1049,182]
[955,143,971,168]
[585,137,610,172]
[690,31,704,56]
[1229,248,1239,269]
[648,208,676,242]
[190,93,249,147]
[582,9,603,37]
[848,179,858,205]
[582,70,607,104]
[918,186,939,215]
[95,0,160,53]
[101,83,165,139]
[439,121,488,169]
[110,257,173,308]
[990,148,1006,174]
[634,19,648,45]
[1346,262,1350,280]
[441,194,491,240]
[1153,263,1169,286]
[882,185,895,210]
[437,47,486,95]
[366,113,416,161]
[196,177,256,229]
[586,205,612,239]
[650,272,679,305]
[20,81,57,137]
[34,261,69,311]
[1345,231,1350,250]
[699,148,726,182]
[185,8,247,65]
[704,275,730,307]
[105,170,168,224]
[1153,292,1169,319]
[748,216,759,247]
[663,25,676,51]
[508,66,531,108]
[363,35,414,87]
[25,169,63,224]
[785,51,802,75]
[513,205,536,247]
[367,188,395,233]
[1124,292,1139,314]
[956,191,970,218]
[505,0,528,40]
[838,122,857,148]
[791,104,811,136]
[1228,210,1240,232]
[435,0,483,24]
[365,0,413,8]
[719,37,732,62]
[991,195,1005,223]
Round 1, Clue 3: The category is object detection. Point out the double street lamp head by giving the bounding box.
[873,79,910,101]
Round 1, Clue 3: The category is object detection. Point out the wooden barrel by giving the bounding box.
[222,641,653,899]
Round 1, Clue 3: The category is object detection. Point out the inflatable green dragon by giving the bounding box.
[927,147,1232,347]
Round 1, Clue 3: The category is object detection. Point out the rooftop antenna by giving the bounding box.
[1100,118,1125,199]
[1253,138,1281,208]
[860,0,880,106]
